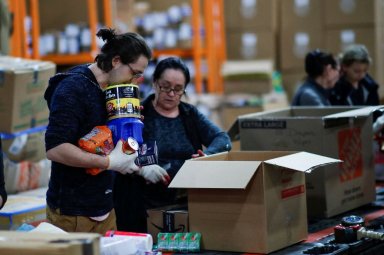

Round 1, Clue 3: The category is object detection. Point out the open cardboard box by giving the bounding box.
[228,106,380,218]
[169,151,340,254]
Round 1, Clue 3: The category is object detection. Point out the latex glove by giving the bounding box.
[191,149,206,158]
[138,164,170,184]
[373,114,384,135]
[107,140,140,174]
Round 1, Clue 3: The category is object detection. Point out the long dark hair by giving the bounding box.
[95,28,152,72]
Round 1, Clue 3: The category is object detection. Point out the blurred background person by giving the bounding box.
[291,49,339,106]
[114,57,232,232]
[329,44,379,106]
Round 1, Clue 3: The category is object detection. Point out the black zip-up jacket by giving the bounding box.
[329,74,379,106]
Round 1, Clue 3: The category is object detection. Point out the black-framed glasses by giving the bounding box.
[158,84,185,95]
[127,64,143,79]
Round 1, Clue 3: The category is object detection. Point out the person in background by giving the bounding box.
[44,28,152,234]
[114,57,232,232]
[329,44,379,106]
[0,140,7,209]
[291,49,339,106]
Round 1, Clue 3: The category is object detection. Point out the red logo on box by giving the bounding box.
[338,128,363,182]
[281,185,305,199]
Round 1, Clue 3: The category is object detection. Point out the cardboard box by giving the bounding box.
[0,231,100,255]
[280,29,324,72]
[0,56,56,133]
[324,0,375,28]
[0,195,46,230]
[228,106,379,218]
[221,60,274,95]
[226,30,276,61]
[169,151,340,254]
[224,0,278,31]
[280,0,324,30]
[147,204,188,243]
[1,127,46,162]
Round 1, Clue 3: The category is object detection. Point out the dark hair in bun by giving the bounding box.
[95,28,152,72]
[305,49,337,79]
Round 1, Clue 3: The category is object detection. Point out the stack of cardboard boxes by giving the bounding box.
[0,56,56,230]
[279,0,384,101]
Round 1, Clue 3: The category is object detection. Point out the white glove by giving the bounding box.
[107,140,140,174]
[137,164,170,184]
[373,114,384,135]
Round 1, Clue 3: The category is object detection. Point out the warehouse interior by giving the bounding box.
[1,0,384,254]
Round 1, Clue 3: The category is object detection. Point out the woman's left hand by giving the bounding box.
[191,149,206,158]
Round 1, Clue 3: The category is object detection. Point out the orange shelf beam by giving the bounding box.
[41,53,96,65]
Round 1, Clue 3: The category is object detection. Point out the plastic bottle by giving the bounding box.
[105,84,143,145]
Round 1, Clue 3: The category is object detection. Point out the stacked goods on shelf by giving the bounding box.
[219,59,288,130]
[0,56,55,206]
[279,0,384,101]
[224,0,278,63]
[134,2,193,50]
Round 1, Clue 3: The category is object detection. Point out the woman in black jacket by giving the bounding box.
[329,44,379,106]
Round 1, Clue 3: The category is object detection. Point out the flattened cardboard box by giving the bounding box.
[147,204,188,243]
[0,56,56,133]
[228,106,379,218]
[0,231,100,255]
[169,151,340,254]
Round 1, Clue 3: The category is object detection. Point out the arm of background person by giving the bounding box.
[299,89,328,106]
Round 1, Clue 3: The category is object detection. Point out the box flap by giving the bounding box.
[264,152,341,173]
[324,106,383,119]
[169,161,260,189]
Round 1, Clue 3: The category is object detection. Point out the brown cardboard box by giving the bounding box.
[226,30,276,61]
[224,0,278,31]
[0,231,100,255]
[0,57,56,133]
[147,204,188,243]
[228,106,379,218]
[324,0,375,28]
[280,28,324,72]
[169,151,340,254]
[0,195,46,230]
[221,60,275,95]
[1,128,46,162]
[280,0,324,29]
[220,105,263,130]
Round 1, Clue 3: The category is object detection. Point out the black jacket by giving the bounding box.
[329,74,379,106]
[44,65,114,217]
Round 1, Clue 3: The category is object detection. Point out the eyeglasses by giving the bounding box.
[157,84,185,95]
[127,64,143,79]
